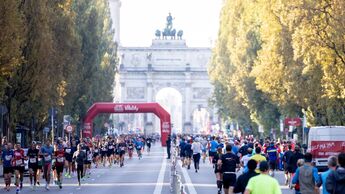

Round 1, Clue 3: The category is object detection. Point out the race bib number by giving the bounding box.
[65,149,71,154]
[30,158,37,163]
[44,155,51,161]
[16,160,23,166]
[5,155,12,161]
[57,157,64,163]
[95,149,99,153]
[87,154,92,161]
[147,141,150,144]
[121,147,125,151]
[109,146,114,149]
[128,146,133,149]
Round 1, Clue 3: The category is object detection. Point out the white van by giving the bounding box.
[307,126,345,170]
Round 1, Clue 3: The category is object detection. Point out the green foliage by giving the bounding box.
[210,0,345,134]
[0,0,117,139]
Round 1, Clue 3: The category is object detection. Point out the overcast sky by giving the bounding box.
[119,0,223,47]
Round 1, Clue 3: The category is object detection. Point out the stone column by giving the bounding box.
[119,81,126,129]
[146,73,153,134]
[120,82,126,102]
[184,72,192,133]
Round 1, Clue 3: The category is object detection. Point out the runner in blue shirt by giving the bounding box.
[135,138,144,159]
[179,138,187,166]
[266,142,278,177]
[2,143,14,191]
[41,140,54,190]
[209,136,219,164]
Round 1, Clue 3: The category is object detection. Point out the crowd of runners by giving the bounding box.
[173,134,345,194]
[2,133,345,194]
[0,134,158,193]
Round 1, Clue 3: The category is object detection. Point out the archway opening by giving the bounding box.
[192,107,210,134]
[155,87,182,134]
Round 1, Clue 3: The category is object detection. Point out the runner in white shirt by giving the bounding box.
[240,147,253,173]
[191,137,203,173]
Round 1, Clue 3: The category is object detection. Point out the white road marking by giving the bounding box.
[179,161,197,194]
[153,153,167,194]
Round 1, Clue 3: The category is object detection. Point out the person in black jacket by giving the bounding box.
[233,159,259,194]
[326,152,345,193]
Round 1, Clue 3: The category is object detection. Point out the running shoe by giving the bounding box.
[45,184,49,191]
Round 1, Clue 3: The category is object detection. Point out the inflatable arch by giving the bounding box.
[83,102,171,146]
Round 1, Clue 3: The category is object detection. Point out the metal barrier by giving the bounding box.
[170,142,187,194]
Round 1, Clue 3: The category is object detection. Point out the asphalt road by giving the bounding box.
[0,144,171,194]
[0,144,320,194]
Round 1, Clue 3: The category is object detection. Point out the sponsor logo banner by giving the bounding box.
[311,141,345,158]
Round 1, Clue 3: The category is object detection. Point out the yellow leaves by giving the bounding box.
[57,80,67,106]
[211,0,345,126]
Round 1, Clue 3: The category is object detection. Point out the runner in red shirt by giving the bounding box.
[54,145,65,189]
[13,144,25,193]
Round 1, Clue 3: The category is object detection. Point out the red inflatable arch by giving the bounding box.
[82,102,171,146]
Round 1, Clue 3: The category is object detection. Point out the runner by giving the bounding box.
[266,142,278,177]
[146,136,152,155]
[135,138,144,159]
[36,143,43,187]
[218,144,240,194]
[100,139,108,166]
[70,140,77,176]
[250,147,266,173]
[209,136,218,164]
[127,139,134,159]
[73,144,86,187]
[233,159,259,194]
[118,138,127,167]
[2,143,13,191]
[54,145,65,189]
[244,161,282,194]
[114,139,120,165]
[191,137,202,173]
[179,138,186,167]
[13,143,25,194]
[41,140,54,190]
[107,139,115,167]
[64,142,73,178]
[184,139,193,169]
[27,142,39,190]
[93,143,100,168]
[240,148,253,173]
[282,144,293,185]
[82,141,92,178]
[213,147,223,194]
[201,137,208,163]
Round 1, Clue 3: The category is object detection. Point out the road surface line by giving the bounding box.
[179,161,197,194]
[153,153,167,194]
